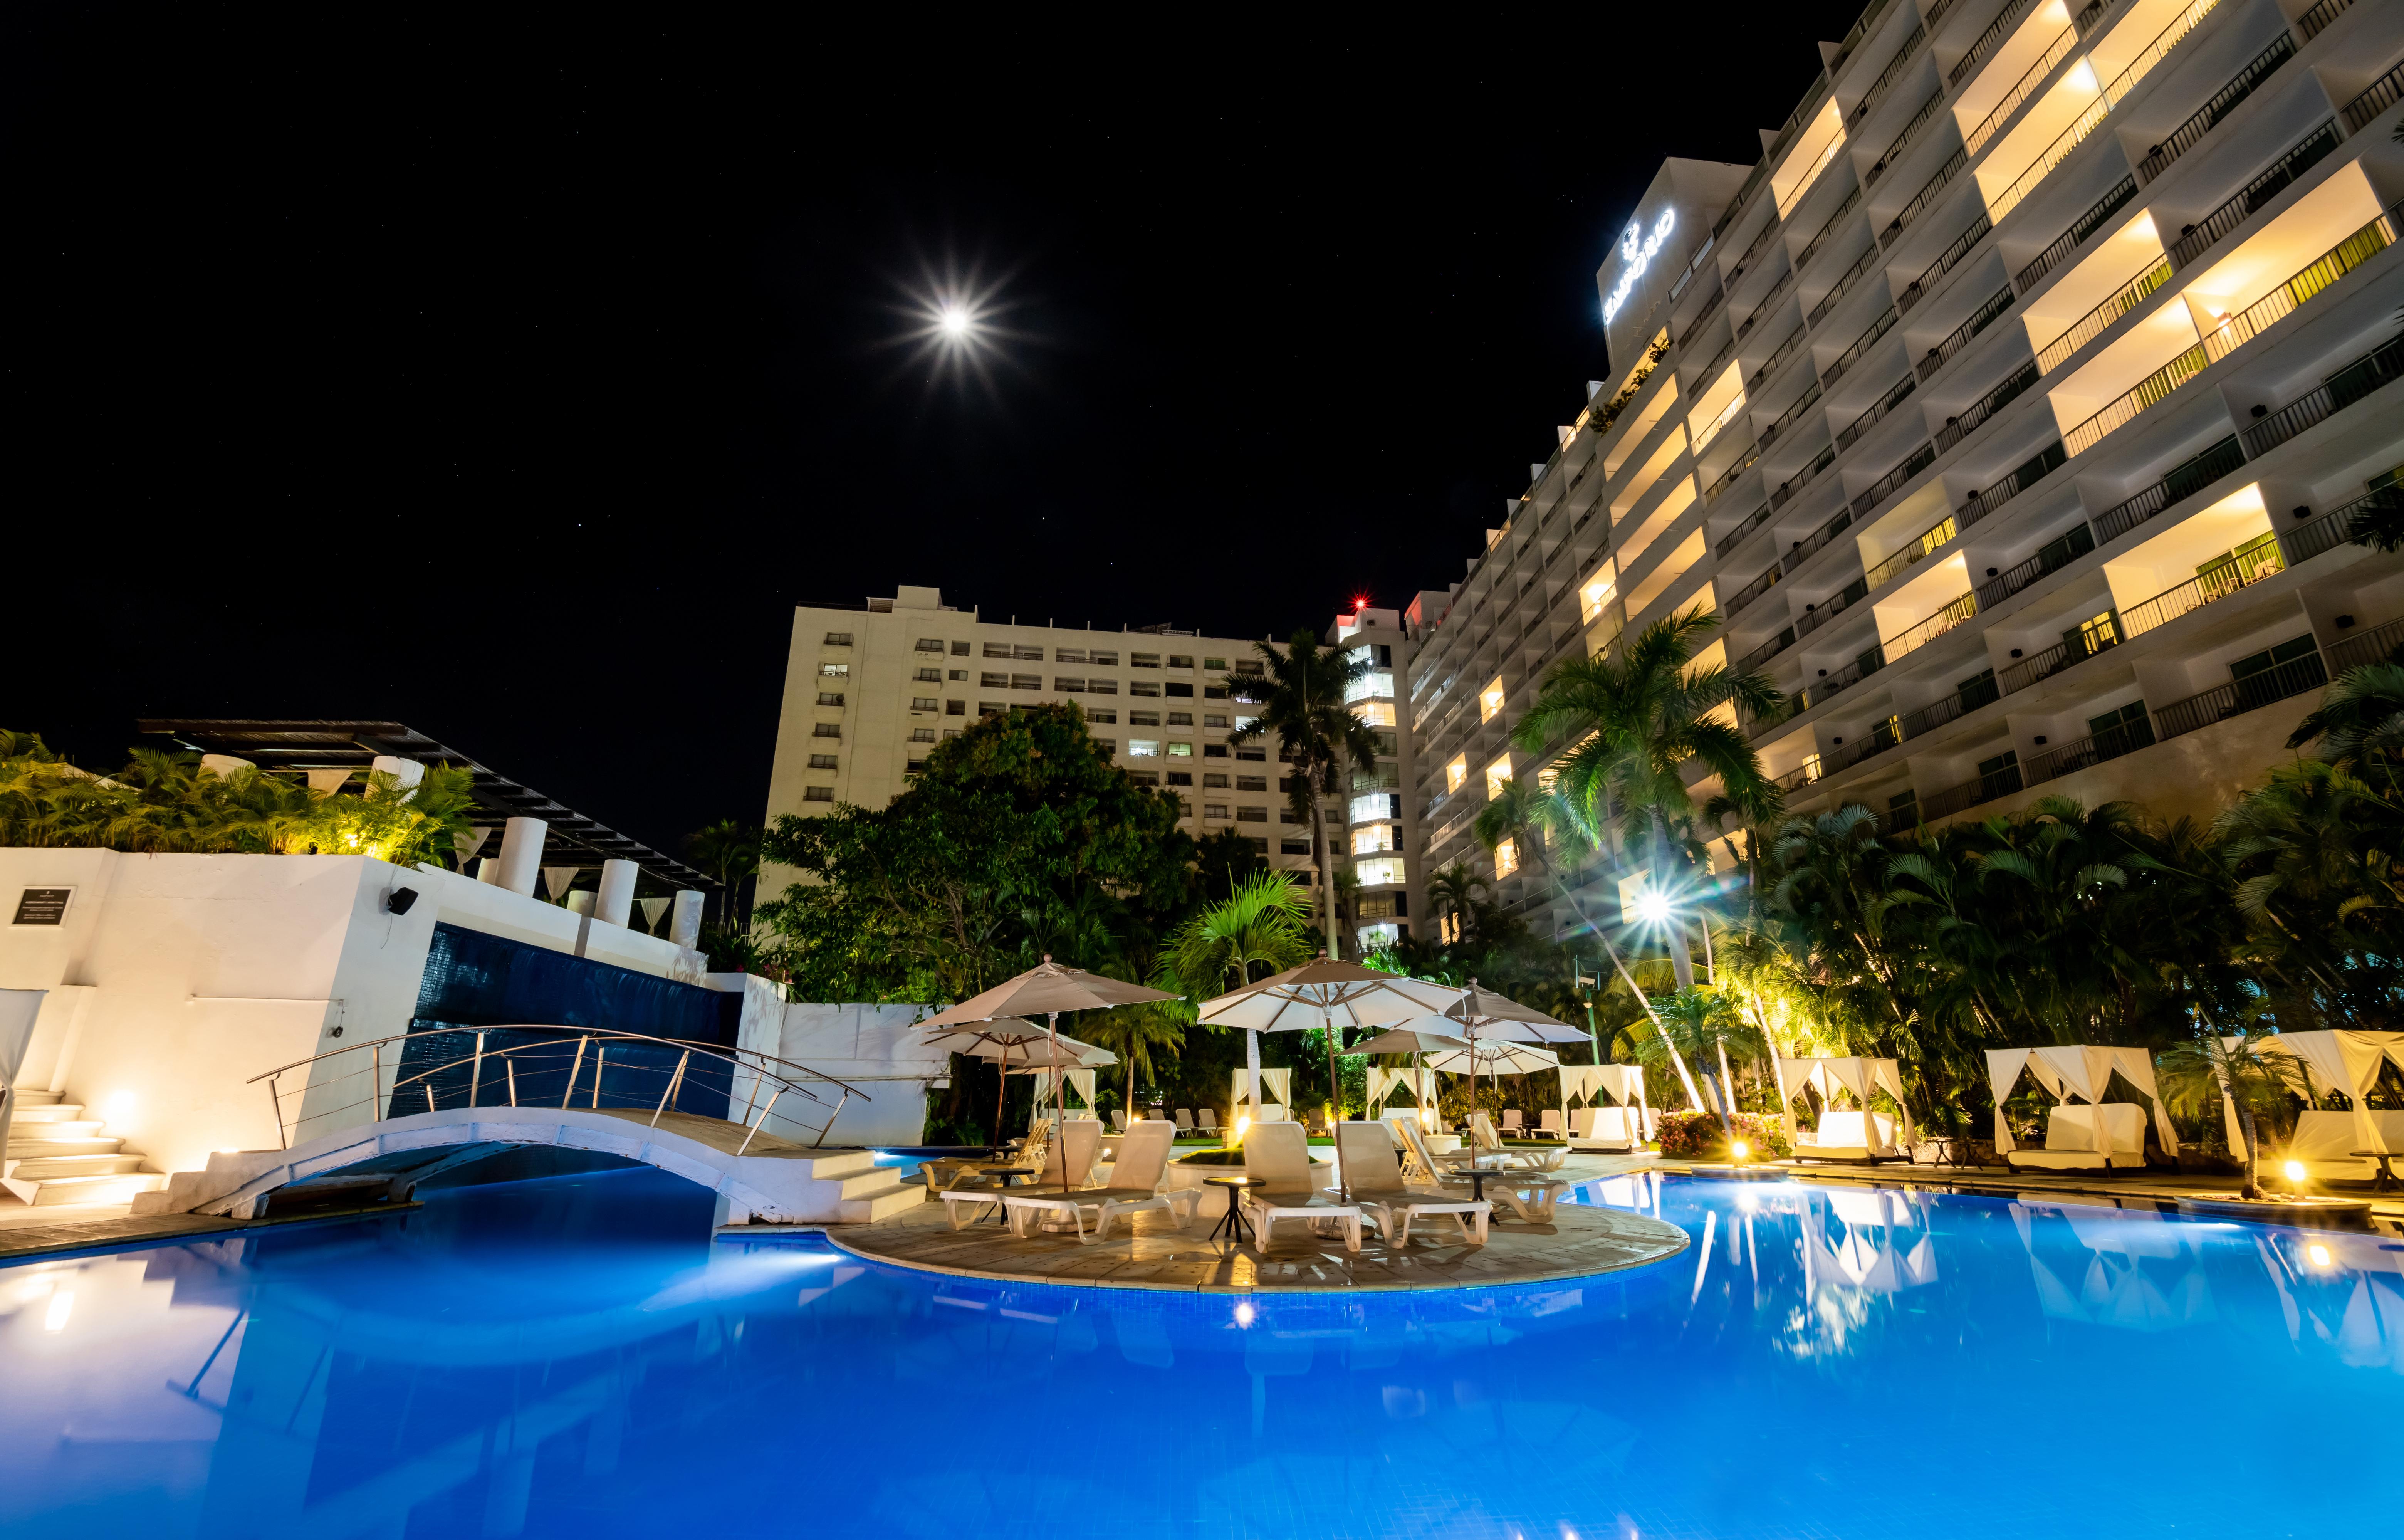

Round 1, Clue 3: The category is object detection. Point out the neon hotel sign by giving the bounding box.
[1601,208,1675,324]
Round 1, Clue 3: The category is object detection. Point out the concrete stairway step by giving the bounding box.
[797,1149,881,1180]
[4,1153,146,1180]
[8,1119,105,1141]
[11,1090,63,1107]
[838,1183,923,1223]
[6,1136,124,1159]
[12,1103,86,1122]
[10,1171,168,1206]
[834,1165,910,1199]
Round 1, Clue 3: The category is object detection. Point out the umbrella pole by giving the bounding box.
[994,1038,1011,1153]
[1049,1009,1063,1195]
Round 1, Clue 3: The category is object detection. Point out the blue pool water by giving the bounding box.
[3,1169,2397,1539]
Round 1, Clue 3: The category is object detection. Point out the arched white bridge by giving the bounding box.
[134,1028,922,1226]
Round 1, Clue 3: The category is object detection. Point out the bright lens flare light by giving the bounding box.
[1634,890,1674,925]
[937,304,975,339]
[2283,1160,2307,1184]
[2306,1243,2332,1268]
[1730,1140,1751,1160]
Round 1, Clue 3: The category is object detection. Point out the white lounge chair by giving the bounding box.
[1173,1108,1198,1137]
[1469,1111,1566,1172]
[1500,1109,1524,1134]
[1536,1109,1567,1140]
[1110,1110,1131,1133]
[1238,1121,1361,1253]
[1336,1121,1489,1247]
[1036,1119,1104,1188]
[1567,1105,1640,1152]
[1002,1121,1200,1241]
[1196,1108,1220,1138]
[2006,1103,2146,1171]
[1394,1116,1479,1177]
[1398,1119,1567,1221]
[935,1120,1053,1228]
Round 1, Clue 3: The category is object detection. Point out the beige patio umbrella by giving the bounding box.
[1442,980,1588,1124]
[920,956,1177,1186]
[919,1018,1113,1150]
[1198,958,1462,1197]
[1350,1026,1472,1131]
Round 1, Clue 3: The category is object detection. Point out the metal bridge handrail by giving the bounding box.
[242,1026,871,1101]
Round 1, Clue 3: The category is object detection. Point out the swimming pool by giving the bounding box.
[2,1168,2395,1538]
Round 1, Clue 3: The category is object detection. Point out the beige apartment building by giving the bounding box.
[761,586,1319,897]
[1412,0,2404,941]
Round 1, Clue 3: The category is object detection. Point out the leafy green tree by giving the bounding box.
[2157,1031,2312,1199]
[1632,986,1763,1145]
[1225,630,1382,958]
[2288,661,2404,794]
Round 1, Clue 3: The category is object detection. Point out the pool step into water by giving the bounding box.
[807,1149,922,1223]
[3,1092,168,1207]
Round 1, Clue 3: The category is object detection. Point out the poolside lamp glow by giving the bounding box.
[2283,1160,2307,1185]
[1730,1139,1750,1161]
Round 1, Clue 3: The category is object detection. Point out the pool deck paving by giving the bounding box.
[826,1185,1692,1292]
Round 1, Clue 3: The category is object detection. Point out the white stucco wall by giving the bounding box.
[0,850,717,1179]
[760,1001,944,1149]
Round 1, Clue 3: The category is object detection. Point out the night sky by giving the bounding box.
[14,4,1866,856]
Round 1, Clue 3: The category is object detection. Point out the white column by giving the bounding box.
[594,859,638,928]
[670,890,706,949]
[494,817,547,897]
[477,856,503,885]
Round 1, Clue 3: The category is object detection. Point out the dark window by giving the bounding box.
[1087,708,1118,724]
[910,727,937,743]
[1165,682,1194,697]
[946,700,965,716]
[915,667,942,682]
[1056,648,1087,664]
[823,632,853,646]
[907,759,928,774]
[1056,678,1085,692]
[1126,769,1159,785]
[1237,806,1268,823]
[1085,679,1118,695]
[1246,837,1269,853]
[1281,840,1310,855]
[1204,657,1228,670]
[1237,747,1267,761]
[804,786,835,802]
[1013,644,1044,661]
[2086,701,2154,756]
[1205,686,1230,699]
[1130,680,1161,697]
[1202,744,1228,757]
[1093,738,1116,754]
[915,638,945,652]
[1236,775,1267,792]
[1130,652,1161,668]
[1010,673,1041,690]
[948,669,968,681]
[1089,650,1120,665]
[1130,710,1161,727]
[1168,654,1195,668]
[1235,661,1265,677]
[983,642,1013,658]
[813,723,841,739]
[979,702,1004,717]
[1168,771,1194,787]
[1204,773,1230,789]
[817,692,846,707]
[911,697,938,712]
[1976,750,2022,799]
[951,640,971,656]
[808,754,838,769]
[1167,711,1194,726]
[1957,668,1999,713]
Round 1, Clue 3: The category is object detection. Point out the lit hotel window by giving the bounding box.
[1480,678,1505,721]
[1493,839,1519,878]
[1127,740,1160,757]
[1486,757,1512,800]
[1446,756,1467,794]
[1581,571,1615,623]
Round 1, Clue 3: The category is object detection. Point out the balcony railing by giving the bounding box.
[1915,761,2025,823]
[1794,643,1889,712]
[1691,388,1751,453]
[1731,215,1783,284]
[1796,574,1872,640]
[2241,333,2404,458]
[1726,561,1784,616]
[1795,183,1865,276]
[1999,625,2118,695]
[2065,213,2395,457]
[2167,122,2338,270]
[2024,716,2156,784]
[1785,505,1857,574]
[2326,615,2404,675]
[2154,653,2330,740]
[1704,440,1763,504]
[1759,379,1825,450]
[1825,306,1900,387]
[2119,541,2285,640]
[1988,0,2222,224]
[1716,501,1776,558]
[1771,445,1842,517]
[2035,257,2172,375]
[2091,435,2245,545]
[1916,286,2015,382]
[1899,671,2000,739]
[1882,147,1967,250]
[1678,280,1731,349]
[1973,520,2093,609]
[1736,625,1798,675]
[1883,588,1979,660]
[1963,20,2080,158]
[1848,21,1927,128]
[2279,489,2396,568]
[1835,371,1917,452]
[2135,33,2293,185]
[1865,514,1957,589]
[1808,242,1882,329]
[1958,441,2067,529]
[1897,214,1993,314]
[1936,359,2041,453]
[1737,264,1798,340]
[2016,176,2139,292]
[1866,89,1943,189]
[1749,325,1810,393]
[1852,440,1937,518]
[1950,0,2043,86]
[2294,0,2355,41]
[2340,59,2404,134]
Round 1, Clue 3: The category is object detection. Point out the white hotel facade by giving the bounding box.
[1410,0,2404,933]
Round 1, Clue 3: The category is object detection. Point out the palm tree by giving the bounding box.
[1160,870,1315,1111]
[2156,1031,2312,1199]
[2288,661,2404,795]
[1225,630,1382,958]
[684,821,762,927]
[1081,1006,1186,1117]
[1423,861,1488,945]
[1632,985,1764,1146]
[1513,606,1782,990]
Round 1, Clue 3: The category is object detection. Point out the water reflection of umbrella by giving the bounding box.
[919,957,1177,1186]
[1197,958,1462,1130]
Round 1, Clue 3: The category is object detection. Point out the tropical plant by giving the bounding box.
[684,820,762,927]
[1513,606,1782,989]
[1632,985,1764,1144]
[2288,661,2404,793]
[1080,1006,1187,1115]
[2156,1031,2313,1199]
[1224,630,1382,957]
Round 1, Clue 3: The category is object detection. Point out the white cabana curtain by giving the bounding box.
[1018,1066,1099,1110]
[1773,1057,1915,1149]
[1988,1046,2179,1155]
[1560,1064,1645,1106]
[1231,1067,1291,1110]
[2223,1030,2404,1155]
[1366,1067,1438,1108]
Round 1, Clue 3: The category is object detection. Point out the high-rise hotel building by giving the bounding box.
[761,586,1320,898]
[1410,0,2404,937]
